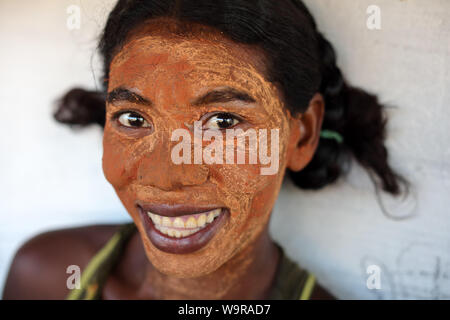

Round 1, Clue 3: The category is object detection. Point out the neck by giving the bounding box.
[138,225,280,299]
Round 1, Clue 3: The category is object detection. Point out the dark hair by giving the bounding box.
[54,0,408,197]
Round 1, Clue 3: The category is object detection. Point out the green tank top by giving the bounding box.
[66,223,316,300]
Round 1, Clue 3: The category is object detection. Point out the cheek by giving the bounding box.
[210,163,283,220]
[207,124,290,220]
[102,119,165,190]
[102,131,146,223]
[209,164,283,247]
[102,127,143,190]
[102,131,130,189]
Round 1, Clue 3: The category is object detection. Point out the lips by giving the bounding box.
[136,202,229,254]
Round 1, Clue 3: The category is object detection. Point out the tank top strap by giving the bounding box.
[298,273,316,300]
[66,222,137,300]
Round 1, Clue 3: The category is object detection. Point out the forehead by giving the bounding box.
[108,29,273,99]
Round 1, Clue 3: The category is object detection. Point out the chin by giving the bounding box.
[142,239,235,278]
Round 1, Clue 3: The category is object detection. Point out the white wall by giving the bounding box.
[1,0,449,299]
[0,0,123,291]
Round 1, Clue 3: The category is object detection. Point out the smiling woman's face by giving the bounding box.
[102,21,316,278]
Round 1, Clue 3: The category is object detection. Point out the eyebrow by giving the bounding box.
[106,86,256,107]
[191,87,257,106]
[106,87,152,106]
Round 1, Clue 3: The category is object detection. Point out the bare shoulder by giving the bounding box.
[2,223,123,300]
[310,282,336,300]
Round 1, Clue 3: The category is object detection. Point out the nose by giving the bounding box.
[136,130,209,191]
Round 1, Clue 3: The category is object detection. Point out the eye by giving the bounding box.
[116,111,151,128]
[203,113,240,130]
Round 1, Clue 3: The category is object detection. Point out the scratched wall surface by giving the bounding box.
[1,0,449,299]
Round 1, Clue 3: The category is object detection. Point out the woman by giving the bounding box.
[3,0,407,300]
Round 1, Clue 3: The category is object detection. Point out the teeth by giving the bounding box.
[180,229,192,237]
[162,216,172,227]
[173,217,184,228]
[156,225,202,238]
[186,217,197,228]
[147,208,223,238]
[197,214,206,227]
[150,213,161,225]
[207,212,214,223]
[212,208,221,218]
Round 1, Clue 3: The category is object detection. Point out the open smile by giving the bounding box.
[136,203,229,254]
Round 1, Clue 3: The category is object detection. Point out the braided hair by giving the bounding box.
[55,0,408,197]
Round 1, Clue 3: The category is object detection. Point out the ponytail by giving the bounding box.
[53,88,105,127]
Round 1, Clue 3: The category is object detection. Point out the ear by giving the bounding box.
[286,93,325,172]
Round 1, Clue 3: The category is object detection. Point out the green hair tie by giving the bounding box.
[320,129,344,144]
